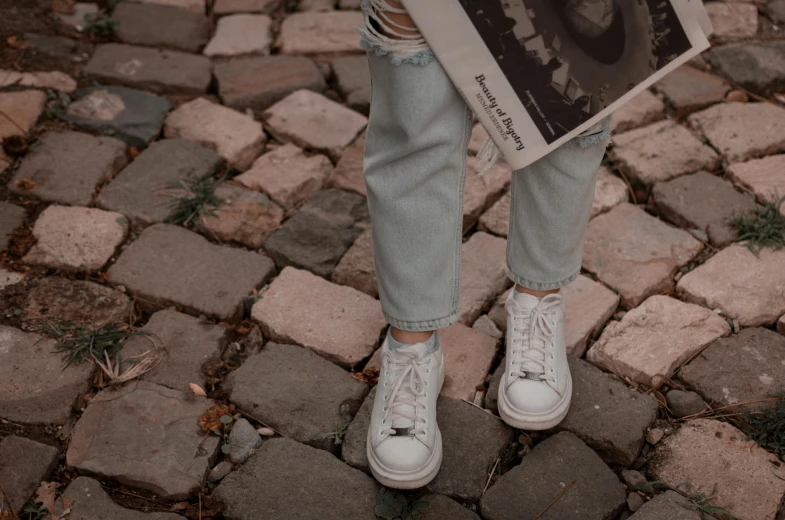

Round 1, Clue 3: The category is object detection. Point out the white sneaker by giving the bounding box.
[498,290,572,430]
[367,337,444,489]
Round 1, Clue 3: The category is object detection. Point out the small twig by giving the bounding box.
[461,398,497,417]
[531,481,575,520]
[482,458,500,498]
[679,396,782,421]
[0,481,21,520]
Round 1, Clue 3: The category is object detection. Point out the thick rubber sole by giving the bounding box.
[366,362,446,489]
[497,376,573,430]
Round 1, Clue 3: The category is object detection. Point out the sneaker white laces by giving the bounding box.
[507,293,562,386]
[382,349,430,438]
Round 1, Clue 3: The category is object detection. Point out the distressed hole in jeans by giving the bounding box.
[359,0,435,66]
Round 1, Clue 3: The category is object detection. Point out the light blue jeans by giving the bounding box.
[360,5,611,332]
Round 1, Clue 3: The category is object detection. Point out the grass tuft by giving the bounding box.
[164,173,227,227]
[83,13,119,37]
[731,194,785,253]
[644,482,734,520]
[48,323,144,368]
[742,395,785,459]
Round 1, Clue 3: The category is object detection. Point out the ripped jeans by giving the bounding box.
[360,0,612,332]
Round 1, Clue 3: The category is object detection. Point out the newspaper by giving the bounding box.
[400,0,713,170]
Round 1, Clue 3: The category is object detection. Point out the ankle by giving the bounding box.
[515,285,559,299]
[390,327,434,345]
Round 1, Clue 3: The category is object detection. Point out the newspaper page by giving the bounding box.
[401,0,712,170]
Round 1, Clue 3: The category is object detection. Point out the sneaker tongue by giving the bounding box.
[510,291,547,373]
[512,290,541,310]
[388,342,429,430]
[395,342,429,359]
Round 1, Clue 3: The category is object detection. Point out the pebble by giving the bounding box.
[646,428,665,445]
[208,461,234,483]
[229,418,263,464]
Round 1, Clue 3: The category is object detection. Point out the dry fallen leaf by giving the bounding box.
[199,404,231,433]
[34,481,59,520]
[14,178,36,191]
[56,496,75,519]
[6,36,29,50]
[189,382,207,396]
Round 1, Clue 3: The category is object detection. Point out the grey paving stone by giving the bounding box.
[24,33,79,59]
[120,308,232,390]
[417,494,480,520]
[213,437,378,520]
[57,2,98,30]
[0,325,93,424]
[84,43,212,95]
[114,2,210,53]
[23,277,133,331]
[228,418,262,464]
[665,389,708,418]
[553,357,659,467]
[107,224,275,321]
[628,491,701,520]
[770,0,785,23]
[225,343,369,453]
[215,56,326,112]
[679,327,785,412]
[708,41,785,95]
[427,396,514,503]
[9,131,127,206]
[0,201,25,250]
[485,360,503,414]
[214,0,282,14]
[652,171,758,247]
[331,227,377,297]
[480,432,626,520]
[203,14,273,57]
[56,477,184,519]
[62,85,172,149]
[341,385,376,471]
[331,55,370,114]
[97,139,223,226]
[263,189,367,276]
[0,436,59,516]
[66,381,219,500]
[208,461,233,483]
[653,65,729,117]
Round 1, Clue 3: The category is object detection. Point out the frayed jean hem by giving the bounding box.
[505,266,579,291]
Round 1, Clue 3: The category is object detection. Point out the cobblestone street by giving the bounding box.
[1,0,785,519]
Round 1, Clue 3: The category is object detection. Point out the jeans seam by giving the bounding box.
[505,266,579,291]
[452,106,473,314]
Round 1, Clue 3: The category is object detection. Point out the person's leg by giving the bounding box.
[360,0,472,489]
[499,122,611,430]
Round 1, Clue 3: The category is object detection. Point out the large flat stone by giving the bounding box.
[327,134,366,196]
[215,56,326,112]
[56,477,184,519]
[234,144,333,209]
[0,69,77,92]
[582,203,703,308]
[0,325,93,424]
[591,166,628,219]
[279,11,364,55]
[440,322,498,402]
[688,102,785,163]
[677,244,785,326]
[705,2,759,40]
[479,191,510,237]
[416,495,481,520]
[679,327,785,412]
[459,231,510,325]
[610,120,720,189]
[332,55,370,113]
[23,205,128,271]
[251,266,386,368]
[649,419,785,520]
[611,90,665,133]
[628,491,701,520]
[331,227,377,297]
[652,170,758,247]
[214,0,281,14]
[653,66,729,117]
[0,202,25,250]
[709,41,785,95]
[85,44,212,95]
[164,97,266,171]
[131,0,204,14]
[0,90,47,140]
[561,274,619,357]
[98,139,225,226]
[726,154,785,214]
[120,308,231,391]
[114,2,210,53]
[480,432,626,520]
[0,436,59,515]
[263,89,367,161]
[464,157,511,232]
[587,295,730,388]
[62,85,172,149]
[23,33,79,60]
[554,357,659,466]
[107,224,275,321]
[9,131,127,206]
[203,14,272,57]
[214,437,378,520]
[66,381,219,500]
[225,343,369,452]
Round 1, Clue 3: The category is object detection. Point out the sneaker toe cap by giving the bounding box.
[374,436,432,472]
[505,379,561,414]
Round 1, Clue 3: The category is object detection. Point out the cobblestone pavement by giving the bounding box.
[1,1,785,519]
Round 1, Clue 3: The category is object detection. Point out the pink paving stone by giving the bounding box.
[587,295,730,388]
[279,12,364,55]
[688,101,785,163]
[677,244,785,327]
[263,89,368,161]
[203,14,272,57]
[164,97,266,171]
[562,275,620,357]
[705,2,759,41]
[234,143,333,208]
[479,191,510,237]
[131,0,204,13]
[251,266,387,368]
[327,134,366,196]
[582,203,703,308]
[0,69,77,92]
[726,154,785,215]
[440,322,498,401]
[649,419,785,520]
[653,65,730,117]
[464,156,511,232]
[610,120,720,187]
[591,166,628,219]
[610,89,665,133]
[23,205,128,271]
[468,123,489,155]
[331,228,377,298]
[214,0,280,14]
[0,90,46,140]
[459,231,511,325]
